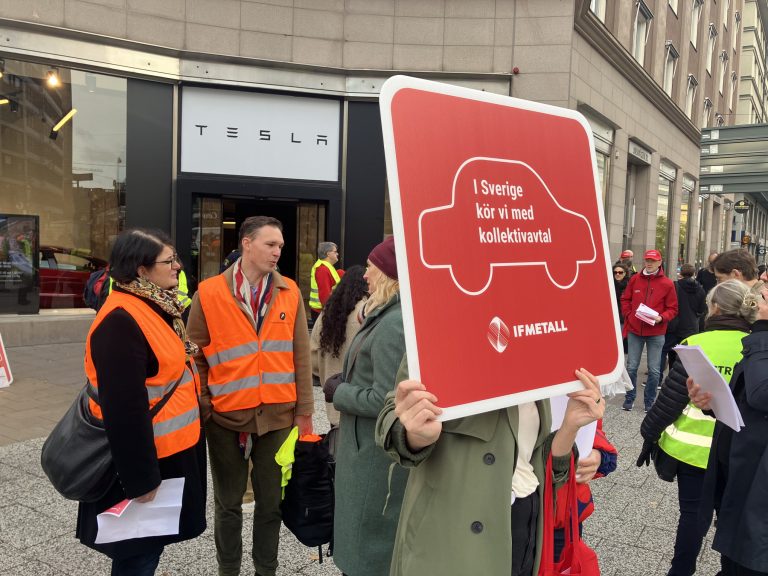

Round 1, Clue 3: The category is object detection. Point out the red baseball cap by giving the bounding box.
[620,250,633,259]
[644,249,662,261]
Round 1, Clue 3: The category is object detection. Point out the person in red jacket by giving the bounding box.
[620,249,678,412]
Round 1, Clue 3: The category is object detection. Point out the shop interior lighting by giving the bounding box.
[46,68,60,88]
[49,108,77,140]
[0,98,8,105]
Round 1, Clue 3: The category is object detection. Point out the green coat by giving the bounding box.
[376,371,572,576]
[332,295,408,576]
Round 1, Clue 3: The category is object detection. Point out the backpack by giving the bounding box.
[83,267,110,311]
[280,428,337,561]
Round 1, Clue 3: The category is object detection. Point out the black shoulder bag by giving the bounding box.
[41,367,187,503]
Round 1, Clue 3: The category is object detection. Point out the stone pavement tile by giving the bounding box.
[0,557,70,576]
[0,538,29,572]
[0,504,71,550]
[593,540,666,575]
[27,533,109,575]
[0,438,47,479]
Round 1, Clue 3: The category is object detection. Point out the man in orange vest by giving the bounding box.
[187,215,313,576]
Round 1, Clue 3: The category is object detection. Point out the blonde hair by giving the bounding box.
[364,274,400,315]
[706,279,759,323]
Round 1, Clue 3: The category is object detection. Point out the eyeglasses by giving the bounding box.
[613,270,626,276]
[155,254,181,266]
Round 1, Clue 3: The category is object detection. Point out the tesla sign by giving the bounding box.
[180,87,341,181]
[380,76,622,420]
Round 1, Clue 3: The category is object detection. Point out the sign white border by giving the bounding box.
[380,75,624,421]
[0,332,12,388]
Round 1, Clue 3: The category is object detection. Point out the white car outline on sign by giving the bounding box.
[418,157,597,296]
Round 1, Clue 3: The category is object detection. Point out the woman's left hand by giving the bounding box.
[575,449,601,483]
[562,368,605,432]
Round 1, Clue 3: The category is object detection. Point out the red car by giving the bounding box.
[39,246,107,308]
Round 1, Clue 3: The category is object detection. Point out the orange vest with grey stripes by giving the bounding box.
[197,274,298,413]
[85,291,201,459]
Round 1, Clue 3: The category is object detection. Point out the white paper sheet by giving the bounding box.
[549,395,598,462]
[635,303,659,326]
[673,344,745,432]
[95,477,185,544]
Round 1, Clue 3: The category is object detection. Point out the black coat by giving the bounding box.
[702,321,768,571]
[76,291,207,559]
[667,278,706,339]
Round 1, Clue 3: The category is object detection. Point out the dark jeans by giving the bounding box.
[511,492,539,576]
[206,419,290,576]
[659,333,682,380]
[668,461,708,576]
[719,556,768,576]
[553,523,584,562]
[110,547,163,576]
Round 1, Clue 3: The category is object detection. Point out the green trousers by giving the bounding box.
[206,419,291,576]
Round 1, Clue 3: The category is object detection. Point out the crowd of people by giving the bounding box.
[66,219,768,576]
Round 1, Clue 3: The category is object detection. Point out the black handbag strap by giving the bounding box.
[85,361,189,418]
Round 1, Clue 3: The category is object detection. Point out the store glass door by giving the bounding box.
[191,196,326,307]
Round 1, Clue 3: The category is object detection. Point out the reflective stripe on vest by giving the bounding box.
[658,330,745,469]
[84,291,201,459]
[198,274,299,413]
[177,270,191,309]
[309,259,341,310]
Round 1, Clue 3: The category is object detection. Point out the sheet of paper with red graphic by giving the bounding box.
[380,76,623,420]
[0,332,12,388]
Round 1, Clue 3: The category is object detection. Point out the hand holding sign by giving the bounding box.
[394,379,442,451]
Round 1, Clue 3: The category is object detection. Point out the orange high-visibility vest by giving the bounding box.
[197,274,298,413]
[85,291,201,459]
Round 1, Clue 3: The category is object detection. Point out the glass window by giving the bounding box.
[679,188,690,265]
[703,97,713,128]
[691,0,704,49]
[733,11,741,52]
[730,70,738,111]
[595,151,610,204]
[0,59,126,311]
[669,0,678,15]
[722,0,730,26]
[590,0,606,22]
[663,42,679,96]
[719,50,729,94]
[657,176,672,260]
[633,2,654,64]
[707,23,718,74]
[685,74,698,118]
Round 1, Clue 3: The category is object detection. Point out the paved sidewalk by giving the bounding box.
[0,343,722,575]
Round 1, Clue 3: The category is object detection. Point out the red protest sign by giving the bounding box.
[380,76,622,420]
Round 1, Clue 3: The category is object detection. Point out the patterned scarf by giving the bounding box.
[116,277,200,355]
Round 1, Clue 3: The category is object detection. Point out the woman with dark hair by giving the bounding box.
[76,228,206,575]
[310,265,368,426]
[613,263,630,354]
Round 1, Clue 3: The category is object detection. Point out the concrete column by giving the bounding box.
[711,202,723,254]
[724,206,734,252]
[701,196,715,263]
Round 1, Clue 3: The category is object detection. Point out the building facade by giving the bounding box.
[0,0,741,315]
[737,0,768,123]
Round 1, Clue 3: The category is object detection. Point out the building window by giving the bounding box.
[590,0,606,22]
[0,58,127,312]
[657,173,674,261]
[663,41,679,96]
[706,23,718,74]
[730,70,738,111]
[686,74,699,118]
[722,0,730,27]
[733,11,741,52]
[691,0,704,49]
[719,50,729,94]
[632,1,654,64]
[669,0,678,14]
[703,97,713,128]
[715,112,725,126]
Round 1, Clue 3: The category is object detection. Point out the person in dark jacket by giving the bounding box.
[76,229,206,575]
[659,264,706,378]
[689,284,768,576]
[638,280,756,576]
[696,252,718,295]
[620,249,679,412]
[613,263,630,353]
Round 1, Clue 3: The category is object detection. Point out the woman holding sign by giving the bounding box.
[325,236,408,576]
[638,279,757,576]
[688,284,768,576]
[376,364,604,576]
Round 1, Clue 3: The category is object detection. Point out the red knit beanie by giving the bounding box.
[368,236,398,280]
